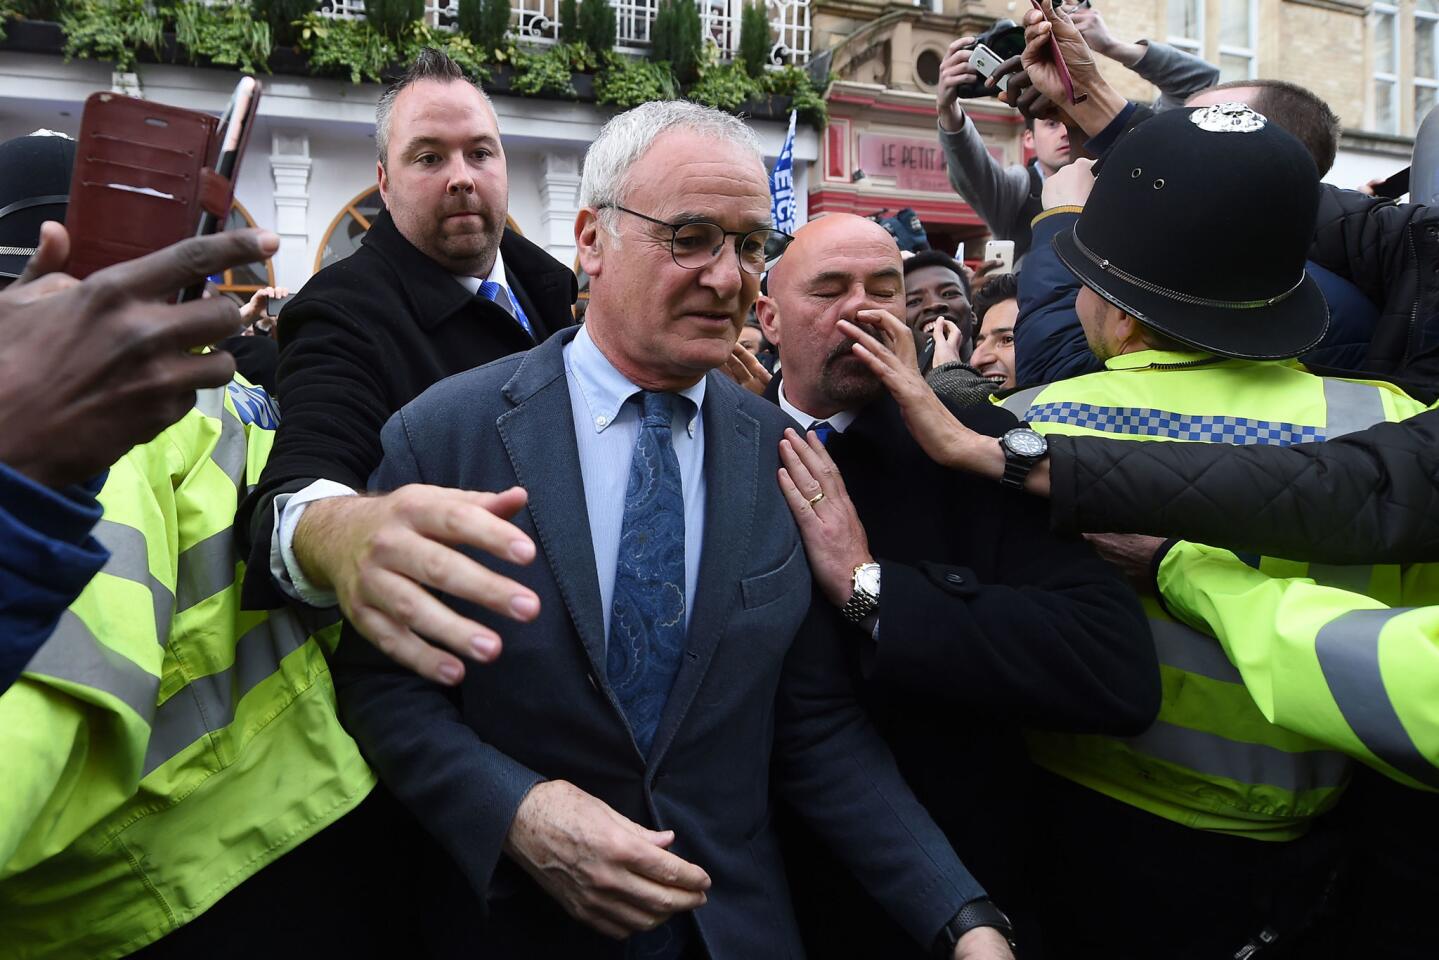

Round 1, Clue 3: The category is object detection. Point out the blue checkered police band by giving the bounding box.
[1023,401,1324,445]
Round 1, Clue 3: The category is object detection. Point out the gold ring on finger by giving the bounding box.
[808,491,825,507]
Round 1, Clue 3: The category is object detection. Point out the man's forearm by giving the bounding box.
[291,494,359,592]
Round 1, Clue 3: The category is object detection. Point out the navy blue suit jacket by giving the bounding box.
[331,328,983,958]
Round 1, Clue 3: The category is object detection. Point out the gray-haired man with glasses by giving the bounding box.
[332,99,1011,960]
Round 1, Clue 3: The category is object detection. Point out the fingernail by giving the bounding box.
[257,230,280,251]
[511,594,539,618]
[471,635,500,660]
[510,539,535,563]
[439,661,464,685]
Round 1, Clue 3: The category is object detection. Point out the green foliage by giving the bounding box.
[252,0,314,46]
[558,0,578,43]
[758,63,828,126]
[364,0,422,38]
[576,0,613,54]
[60,0,164,71]
[686,59,758,112]
[651,0,700,85]
[296,12,395,81]
[404,23,492,80]
[510,41,576,97]
[458,0,509,55]
[737,0,769,77]
[174,1,272,74]
[594,50,676,107]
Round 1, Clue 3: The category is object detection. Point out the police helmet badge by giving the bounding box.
[1189,102,1267,133]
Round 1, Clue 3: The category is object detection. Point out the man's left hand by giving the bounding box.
[1084,532,1167,592]
[931,317,965,368]
[777,427,872,608]
[721,342,773,395]
[954,927,1016,960]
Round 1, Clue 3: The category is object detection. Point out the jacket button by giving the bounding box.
[946,573,966,586]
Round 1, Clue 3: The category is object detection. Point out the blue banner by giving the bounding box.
[769,110,798,234]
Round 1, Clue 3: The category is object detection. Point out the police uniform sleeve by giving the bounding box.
[1158,540,1439,792]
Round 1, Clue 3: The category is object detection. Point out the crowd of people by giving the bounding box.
[3,3,1439,958]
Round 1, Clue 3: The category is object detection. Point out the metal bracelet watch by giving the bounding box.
[999,424,1048,491]
[933,898,1016,958]
[839,561,880,625]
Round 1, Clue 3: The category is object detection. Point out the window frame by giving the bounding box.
[1373,0,1401,135]
[1217,0,1258,82]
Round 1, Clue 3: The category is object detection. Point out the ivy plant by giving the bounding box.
[595,51,676,108]
[60,0,165,72]
[510,42,577,97]
[173,1,272,75]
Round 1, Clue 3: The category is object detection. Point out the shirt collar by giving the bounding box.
[567,324,705,437]
[777,381,858,434]
[453,248,509,296]
[1103,348,1217,371]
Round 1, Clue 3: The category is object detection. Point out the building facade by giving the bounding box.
[807,0,1415,256]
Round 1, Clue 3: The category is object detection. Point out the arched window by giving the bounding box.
[317,186,523,272]
[218,201,276,294]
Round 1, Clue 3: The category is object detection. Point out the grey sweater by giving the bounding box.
[938,41,1219,261]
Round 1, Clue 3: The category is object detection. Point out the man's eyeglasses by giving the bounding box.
[599,204,793,276]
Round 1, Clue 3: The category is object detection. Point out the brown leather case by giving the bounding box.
[65,92,242,280]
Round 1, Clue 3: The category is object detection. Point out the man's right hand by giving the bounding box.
[293,484,541,684]
[504,780,711,940]
[1041,156,1096,209]
[937,37,979,133]
[0,224,274,489]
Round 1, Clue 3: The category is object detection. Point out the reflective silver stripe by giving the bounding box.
[999,385,1047,419]
[1124,720,1350,793]
[175,528,238,615]
[195,385,248,495]
[1150,618,1242,685]
[1313,607,1439,788]
[1308,564,1373,595]
[141,608,313,776]
[94,519,174,646]
[1321,379,1388,439]
[24,610,158,723]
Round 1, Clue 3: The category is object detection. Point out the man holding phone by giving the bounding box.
[936,1,1218,262]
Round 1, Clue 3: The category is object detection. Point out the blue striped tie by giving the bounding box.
[607,391,687,757]
[478,279,534,338]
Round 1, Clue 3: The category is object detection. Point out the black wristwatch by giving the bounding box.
[933,898,1016,958]
[999,425,1047,491]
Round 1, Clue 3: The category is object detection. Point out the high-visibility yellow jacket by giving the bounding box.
[1159,542,1439,793]
[1000,349,1428,839]
[0,379,374,959]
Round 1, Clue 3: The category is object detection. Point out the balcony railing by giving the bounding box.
[315,0,811,65]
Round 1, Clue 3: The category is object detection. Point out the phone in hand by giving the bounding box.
[984,240,1016,274]
[264,293,293,318]
[970,43,1011,94]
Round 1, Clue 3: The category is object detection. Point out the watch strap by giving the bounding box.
[933,898,1015,957]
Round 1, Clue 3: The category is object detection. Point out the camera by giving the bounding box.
[952,19,1026,99]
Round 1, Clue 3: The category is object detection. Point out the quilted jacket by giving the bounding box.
[1046,405,1439,564]
[1309,186,1439,380]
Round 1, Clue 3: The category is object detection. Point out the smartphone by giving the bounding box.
[180,76,262,302]
[264,293,292,318]
[1373,167,1411,200]
[956,241,966,262]
[984,240,1015,274]
[970,43,1010,94]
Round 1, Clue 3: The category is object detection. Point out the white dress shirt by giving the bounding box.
[776,381,858,435]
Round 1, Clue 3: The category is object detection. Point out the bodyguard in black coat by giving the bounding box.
[755,214,1157,957]
[236,210,574,608]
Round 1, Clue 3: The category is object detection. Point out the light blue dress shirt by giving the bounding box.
[563,325,707,641]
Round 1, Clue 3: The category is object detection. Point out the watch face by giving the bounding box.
[855,563,881,595]
[1004,428,1047,457]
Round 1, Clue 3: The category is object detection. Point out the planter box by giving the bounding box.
[0,18,64,55]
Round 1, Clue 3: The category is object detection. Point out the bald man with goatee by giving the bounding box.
[757,214,1157,959]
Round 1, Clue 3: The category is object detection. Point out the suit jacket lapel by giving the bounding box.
[647,376,760,771]
[496,330,610,682]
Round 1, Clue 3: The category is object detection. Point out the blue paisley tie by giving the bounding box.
[478,279,534,338]
[607,390,687,757]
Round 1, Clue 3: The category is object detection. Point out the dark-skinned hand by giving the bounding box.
[0,223,276,488]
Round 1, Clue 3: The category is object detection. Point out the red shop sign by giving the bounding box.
[856,133,953,193]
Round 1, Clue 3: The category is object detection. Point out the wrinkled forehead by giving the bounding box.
[622,131,770,224]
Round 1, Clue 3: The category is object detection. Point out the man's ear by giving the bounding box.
[754,294,781,347]
[575,208,605,278]
[1021,129,1035,152]
[1113,309,1143,349]
[376,160,389,207]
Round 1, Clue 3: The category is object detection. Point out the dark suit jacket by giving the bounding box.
[236,210,577,608]
[330,329,986,959]
[764,378,1157,957]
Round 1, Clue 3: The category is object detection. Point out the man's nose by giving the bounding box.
[698,246,744,298]
[446,156,476,193]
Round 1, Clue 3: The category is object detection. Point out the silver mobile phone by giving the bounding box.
[970,43,1010,94]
